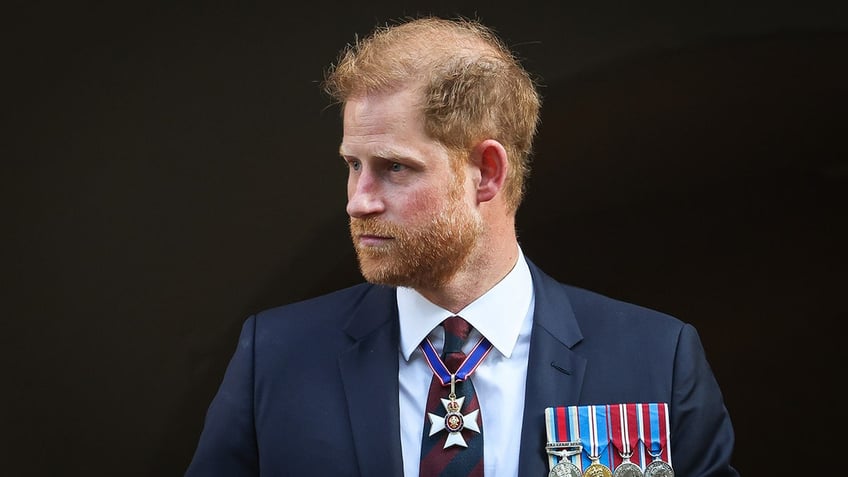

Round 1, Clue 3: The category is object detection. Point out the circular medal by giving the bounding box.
[549,460,583,477]
[443,411,464,432]
[583,462,613,477]
[644,460,674,477]
[612,461,643,477]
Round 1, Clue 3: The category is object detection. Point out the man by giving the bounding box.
[185,16,739,476]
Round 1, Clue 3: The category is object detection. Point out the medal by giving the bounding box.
[583,459,613,477]
[426,393,480,448]
[612,462,643,477]
[637,403,674,477]
[546,441,584,477]
[644,459,674,477]
[545,406,586,474]
[579,405,613,477]
[584,463,613,477]
[420,336,493,449]
[549,461,584,477]
[546,441,583,477]
[608,403,643,477]
[612,458,643,477]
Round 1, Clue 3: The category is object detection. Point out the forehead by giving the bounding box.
[343,87,422,131]
[340,87,445,160]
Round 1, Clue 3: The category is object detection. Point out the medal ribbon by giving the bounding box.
[544,406,584,471]
[577,404,612,470]
[637,402,672,466]
[608,403,643,469]
[420,336,494,386]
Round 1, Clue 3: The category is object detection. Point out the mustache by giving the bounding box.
[349,217,404,237]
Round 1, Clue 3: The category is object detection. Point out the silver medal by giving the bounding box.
[612,451,643,477]
[612,461,643,477]
[644,460,674,477]
[549,460,583,477]
[546,441,583,477]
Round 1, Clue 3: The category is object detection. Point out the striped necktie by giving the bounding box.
[419,316,485,477]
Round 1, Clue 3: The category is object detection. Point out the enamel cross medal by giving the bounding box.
[420,335,493,449]
[427,373,481,448]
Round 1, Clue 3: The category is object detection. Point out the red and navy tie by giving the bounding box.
[419,316,484,477]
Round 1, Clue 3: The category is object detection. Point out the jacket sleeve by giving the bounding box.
[185,316,259,477]
[670,323,739,476]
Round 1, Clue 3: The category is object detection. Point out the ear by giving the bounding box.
[471,139,508,204]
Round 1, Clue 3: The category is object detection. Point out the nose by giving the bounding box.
[346,172,385,218]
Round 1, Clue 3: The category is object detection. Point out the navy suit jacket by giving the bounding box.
[186,260,738,476]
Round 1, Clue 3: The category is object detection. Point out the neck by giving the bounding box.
[415,219,519,313]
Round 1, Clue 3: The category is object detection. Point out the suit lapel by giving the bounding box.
[338,285,404,477]
[518,261,587,477]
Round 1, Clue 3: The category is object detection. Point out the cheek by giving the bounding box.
[395,187,444,221]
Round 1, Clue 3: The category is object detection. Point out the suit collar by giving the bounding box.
[341,284,397,340]
[339,285,405,476]
[525,259,583,348]
[519,259,587,477]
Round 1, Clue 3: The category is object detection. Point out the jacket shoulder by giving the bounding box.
[529,258,684,328]
[250,282,395,331]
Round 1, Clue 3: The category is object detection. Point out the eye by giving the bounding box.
[346,159,361,171]
[390,162,405,172]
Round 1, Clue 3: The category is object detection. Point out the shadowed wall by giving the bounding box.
[3,2,845,475]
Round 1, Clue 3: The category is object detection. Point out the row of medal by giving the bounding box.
[544,403,674,477]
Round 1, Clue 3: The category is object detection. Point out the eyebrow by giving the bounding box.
[339,146,425,167]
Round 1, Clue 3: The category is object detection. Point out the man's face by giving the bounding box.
[340,87,482,289]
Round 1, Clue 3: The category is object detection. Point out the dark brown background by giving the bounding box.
[4,1,846,475]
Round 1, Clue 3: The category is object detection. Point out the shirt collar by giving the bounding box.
[398,249,534,360]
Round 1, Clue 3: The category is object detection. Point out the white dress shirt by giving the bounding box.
[397,250,535,477]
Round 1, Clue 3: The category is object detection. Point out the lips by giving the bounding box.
[357,234,393,247]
